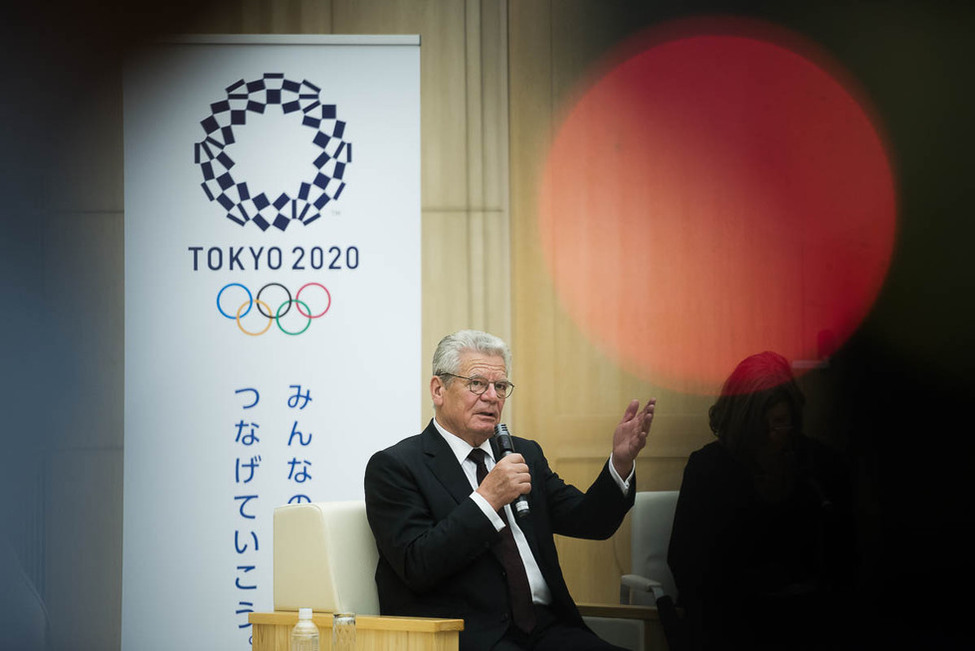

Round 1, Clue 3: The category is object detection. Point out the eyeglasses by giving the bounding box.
[440,373,515,399]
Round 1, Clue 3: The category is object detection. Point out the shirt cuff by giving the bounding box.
[470,492,506,531]
[608,453,634,494]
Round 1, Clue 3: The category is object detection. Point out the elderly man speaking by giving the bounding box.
[364,329,656,651]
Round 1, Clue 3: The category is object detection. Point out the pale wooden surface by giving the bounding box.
[250,611,463,651]
[507,0,708,605]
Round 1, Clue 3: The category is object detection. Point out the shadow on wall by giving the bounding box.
[0,3,232,650]
[0,537,49,649]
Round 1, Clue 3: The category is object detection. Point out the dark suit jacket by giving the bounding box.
[668,439,857,651]
[364,420,635,651]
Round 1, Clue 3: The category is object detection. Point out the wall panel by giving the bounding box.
[508,0,712,604]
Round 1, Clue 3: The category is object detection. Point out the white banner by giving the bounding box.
[122,36,420,650]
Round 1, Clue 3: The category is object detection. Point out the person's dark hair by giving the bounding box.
[708,351,805,462]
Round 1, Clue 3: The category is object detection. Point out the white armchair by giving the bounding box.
[273,500,380,614]
[620,491,679,606]
[619,491,682,651]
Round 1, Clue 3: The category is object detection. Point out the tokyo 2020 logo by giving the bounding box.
[217,282,332,336]
[194,73,352,232]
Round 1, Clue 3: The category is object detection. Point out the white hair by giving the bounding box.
[432,329,511,381]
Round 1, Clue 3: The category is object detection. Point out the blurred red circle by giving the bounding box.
[539,18,897,393]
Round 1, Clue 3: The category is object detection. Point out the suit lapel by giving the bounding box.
[420,423,547,569]
[420,422,475,506]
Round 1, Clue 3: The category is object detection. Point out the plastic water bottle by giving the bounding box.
[290,608,319,651]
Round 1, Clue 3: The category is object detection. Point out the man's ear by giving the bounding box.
[430,375,445,407]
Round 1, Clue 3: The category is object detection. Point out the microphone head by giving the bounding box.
[492,423,530,516]
[493,423,515,456]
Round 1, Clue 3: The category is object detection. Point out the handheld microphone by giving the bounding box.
[493,423,531,519]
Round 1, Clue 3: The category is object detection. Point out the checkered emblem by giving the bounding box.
[194,73,352,231]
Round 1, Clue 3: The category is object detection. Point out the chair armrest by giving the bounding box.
[620,574,662,594]
[577,602,659,621]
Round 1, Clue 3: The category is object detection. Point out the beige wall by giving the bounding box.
[507,0,718,604]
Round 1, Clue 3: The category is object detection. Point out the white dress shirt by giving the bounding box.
[433,418,634,606]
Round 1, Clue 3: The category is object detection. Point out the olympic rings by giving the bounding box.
[276,300,312,336]
[217,283,252,319]
[217,282,332,335]
[237,299,273,336]
[256,282,292,318]
[296,282,331,318]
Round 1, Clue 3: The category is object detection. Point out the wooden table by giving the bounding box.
[250,611,464,651]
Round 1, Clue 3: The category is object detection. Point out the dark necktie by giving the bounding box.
[468,448,537,633]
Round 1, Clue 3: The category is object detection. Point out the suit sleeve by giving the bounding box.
[526,440,635,540]
[364,448,501,593]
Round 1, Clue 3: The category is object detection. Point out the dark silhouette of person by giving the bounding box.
[668,351,857,651]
